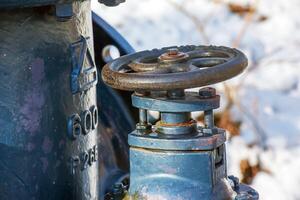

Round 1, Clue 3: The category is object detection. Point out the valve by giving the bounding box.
[102,45,258,200]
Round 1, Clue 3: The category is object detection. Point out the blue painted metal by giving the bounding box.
[92,12,135,199]
[0,0,78,21]
[70,36,98,94]
[0,0,68,8]
[0,2,100,199]
[128,129,226,151]
[129,147,228,200]
[102,45,259,199]
[98,0,125,7]
[132,92,220,112]
[92,10,137,122]
[56,3,74,20]
[160,112,191,124]
[0,3,134,200]
[127,89,232,199]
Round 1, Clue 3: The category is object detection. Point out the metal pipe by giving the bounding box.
[160,112,191,124]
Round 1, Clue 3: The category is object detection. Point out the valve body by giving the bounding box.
[127,91,232,199]
[0,2,99,199]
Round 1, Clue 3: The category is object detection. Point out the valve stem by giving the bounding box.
[139,109,147,124]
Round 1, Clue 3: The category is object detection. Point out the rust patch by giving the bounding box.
[157,120,195,127]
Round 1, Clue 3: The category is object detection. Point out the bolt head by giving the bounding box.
[201,127,218,135]
[228,175,240,191]
[136,123,152,134]
[159,48,188,62]
[113,183,122,189]
[198,87,216,98]
[235,192,252,200]
[167,48,179,56]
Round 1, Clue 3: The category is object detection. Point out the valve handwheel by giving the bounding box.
[101,45,259,200]
[102,45,247,91]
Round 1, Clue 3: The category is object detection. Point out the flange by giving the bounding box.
[128,129,226,150]
[132,92,220,112]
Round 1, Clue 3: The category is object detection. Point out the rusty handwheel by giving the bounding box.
[102,45,247,91]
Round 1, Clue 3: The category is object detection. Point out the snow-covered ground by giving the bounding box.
[92,0,300,199]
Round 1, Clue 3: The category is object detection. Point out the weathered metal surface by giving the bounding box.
[92,13,135,199]
[98,0,125,7]
[92,11,138,121]
[70,36,98,94]
[0,5,134,200]
[132,92,220,112]
[102,44,258,199]
[0,0,80,9]
[128,129,226,150]
[0,3,99,199]
[128,146,231,200]
[102,45,248,91]
[96,81,133,199]
[235,184,260,200]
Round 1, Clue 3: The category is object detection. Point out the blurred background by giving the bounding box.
[93,0,300,199]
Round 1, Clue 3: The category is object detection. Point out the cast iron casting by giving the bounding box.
[0,2,132,200]
[0,0,125,9]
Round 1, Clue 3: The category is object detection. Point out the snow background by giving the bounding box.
[92,0,300,199]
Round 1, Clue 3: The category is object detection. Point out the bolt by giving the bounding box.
[136,123,152,134]
[228,175,240,191]
[113,183,122,191]
[159,48,188,62]
[201,127,218,135]
[198,87,216,98]
[113,183,124,200]
[167,48,179,56]
[235,192,252,200]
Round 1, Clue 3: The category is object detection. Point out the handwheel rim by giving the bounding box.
[102,45,248,91]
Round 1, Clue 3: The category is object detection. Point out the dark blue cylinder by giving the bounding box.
[0,2,99,199]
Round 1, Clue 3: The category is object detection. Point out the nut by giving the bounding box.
[159,48,188,62]
[235,192,252,200]
[198,87,216,98]
[228,175,240,191]
[167,48,179,56]
[136,123,152,134]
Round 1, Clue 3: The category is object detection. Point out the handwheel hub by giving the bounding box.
[158,48,189,63]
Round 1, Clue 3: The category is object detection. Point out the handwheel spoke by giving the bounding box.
[128,53,161,72]
[128,62,160,72]
[187,49,232,59]
[189,57,228,69]
[140,68,173,74]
